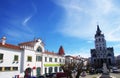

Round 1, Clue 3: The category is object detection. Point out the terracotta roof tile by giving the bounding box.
[65,55,79,60]
[19,40,45,47]
[19,41,36,47]
[0,43,22,50]
[44,51,62,56]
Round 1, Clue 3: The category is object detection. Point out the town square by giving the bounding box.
[0,0,120,78]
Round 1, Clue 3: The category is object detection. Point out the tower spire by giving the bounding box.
[95,25,101,37]
[97,25,101,32]
[58,45,65,56]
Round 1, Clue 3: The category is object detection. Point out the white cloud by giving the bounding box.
[87,40,93,43]
[92,0,114,15]
[114,44,120,48]
[106,26,120,41]
[21,1,38,36]
[22,15,32,26]
[22,2,37,26]
[22,1,38,33]
[66,48,91,58]
[53,0,120,41]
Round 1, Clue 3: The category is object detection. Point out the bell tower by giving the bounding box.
[94,25,106,51]
[91,25,115,69]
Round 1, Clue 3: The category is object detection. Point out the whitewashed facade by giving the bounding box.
[0,46,22,78]
[0,37,65,78]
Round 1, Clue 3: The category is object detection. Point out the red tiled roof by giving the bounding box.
[44,51,62,56]
[72,56,78,59]
[19,40,45,47]
[19,41,36,47]
[65,55,79,60]
[0,43,22,50]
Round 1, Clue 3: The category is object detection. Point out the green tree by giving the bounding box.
[76,61,84,78]
[61,61,84,78]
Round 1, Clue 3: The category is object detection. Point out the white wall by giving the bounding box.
[0,47,22,78]
[42,54,65,74]
[23,49,36,70]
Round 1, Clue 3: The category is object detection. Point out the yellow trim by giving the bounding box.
[44,63,63,67]
[11,67,13,71]
[2,67,4,71]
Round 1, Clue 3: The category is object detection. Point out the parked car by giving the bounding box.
[112,69,120,73]
[44,73,56,78]
[96,68,103,73]
[56,72,67,78]
[81,71,86,77]
[112,67,120,73]
[89,68,95,74]
[37,75,45,78]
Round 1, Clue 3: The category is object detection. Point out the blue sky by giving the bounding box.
[0,0,120,57]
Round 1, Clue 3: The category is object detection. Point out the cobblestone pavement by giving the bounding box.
[80,73,120,78]
[80,73,100,78]
[110,73,120,78]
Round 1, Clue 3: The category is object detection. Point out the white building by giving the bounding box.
[65,55,87,64]
[0,37,65,78]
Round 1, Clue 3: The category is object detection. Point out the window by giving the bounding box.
[45,68,47,74]
[36,67,41,76]
[27,56,32,62]
[49,58,52,62]
[63,59,65,63]
[14,55,18,61]
[59,59,61,62]
[100,47,102,51]
[36,56,42,61]
[0,53,3,60]
[49,67,52,73]
[94,59,96,62]
[59,67,62,72]
[54,67,57,72]
[5,67,11,71]
[102,38,104,41]
[0,67,2,71]
[99,38,101,41]
[103,44,104,46]
[37,46,42,52]
[55,58,57,62]
[13,67,18,71]
[45,57,47,62]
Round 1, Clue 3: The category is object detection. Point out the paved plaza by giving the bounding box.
[80,73,120,78]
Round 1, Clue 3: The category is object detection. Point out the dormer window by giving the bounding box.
[36,46,42,52]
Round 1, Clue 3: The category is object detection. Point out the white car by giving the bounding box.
[112,67,120,73]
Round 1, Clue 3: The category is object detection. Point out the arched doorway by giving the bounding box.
[24,68,32,78]
[54,67,57,72]
[36,67,41,76]
[49,67,52,73]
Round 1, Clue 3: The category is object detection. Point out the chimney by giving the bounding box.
[1,36,6,45]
